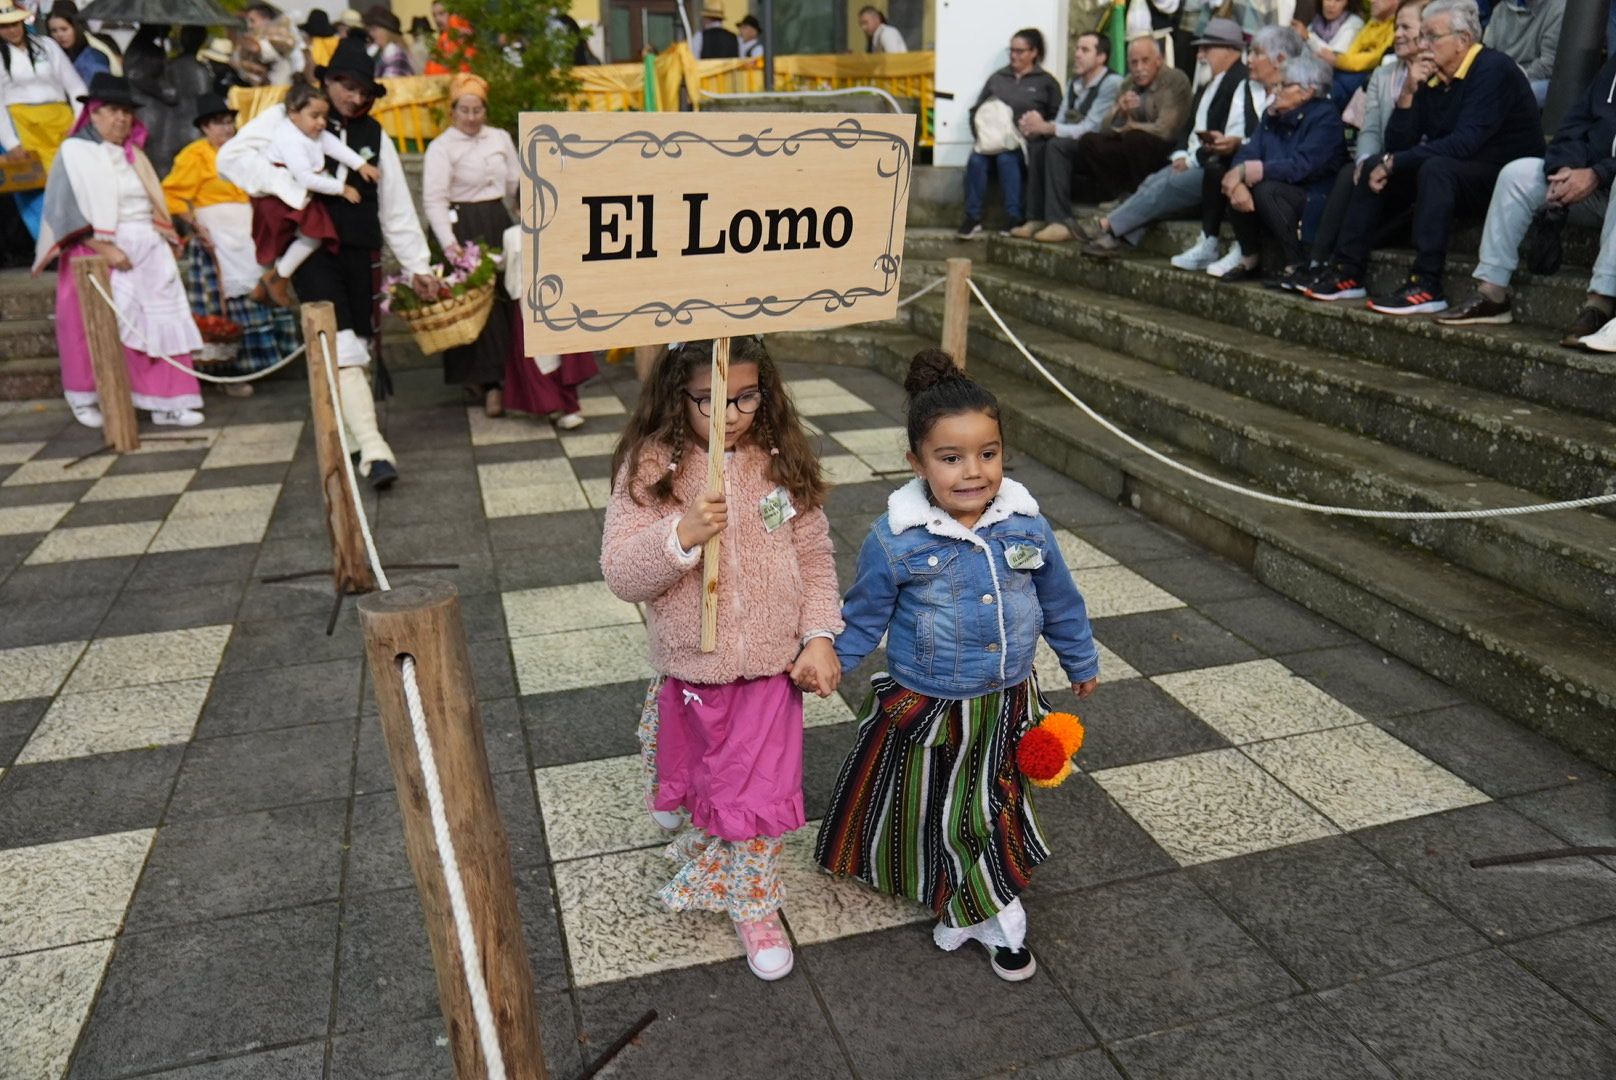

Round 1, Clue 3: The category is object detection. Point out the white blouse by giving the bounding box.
[421,123,520,252]
[0,36,86,151]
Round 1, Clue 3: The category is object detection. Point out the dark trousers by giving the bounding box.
[1200,158,1233,236]
[1312,161,1416,262]
[964,150,1026,223]
[1230,180,1310,268]
[1333,156,1502,279]
[292,244,382,338]
[1025,134,1083,222]
[1065,129,1175,215]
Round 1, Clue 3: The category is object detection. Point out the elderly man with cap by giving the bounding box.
[692,5,739,58]
[218,37,439,488]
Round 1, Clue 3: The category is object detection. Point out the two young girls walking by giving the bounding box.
[602,340,1099,982]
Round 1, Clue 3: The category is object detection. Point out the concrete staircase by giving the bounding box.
[777,224,1616,769]
[0,267,60,400]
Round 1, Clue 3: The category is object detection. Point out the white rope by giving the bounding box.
[896,276,945,309]
[963,278,1616,521]
[698,85,905,113]
[86,276,307,384]
[311,332,508,1080]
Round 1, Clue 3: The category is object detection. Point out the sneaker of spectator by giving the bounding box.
[1171,233,1221,269]
[1081,232,1123,257]
[958,217,985,240]
[1367,274,1449,314]
[1205,244,1249,278]
[1577,314,1616,352]
[1561,305,1612,347]
[1304,266,1368,301]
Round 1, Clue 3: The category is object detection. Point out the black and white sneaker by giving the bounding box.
[986,943,1038,982]
[1303,268,1367,302]
[1367,276,1448,316]
[957,218,984,241]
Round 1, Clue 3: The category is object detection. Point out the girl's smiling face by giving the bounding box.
[907,409,1003,528]
[290,96,330,138]
[684,360,761,451]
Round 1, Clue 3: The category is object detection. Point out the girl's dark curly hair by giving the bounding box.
[903,347,1002,451]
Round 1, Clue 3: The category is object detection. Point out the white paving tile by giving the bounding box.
[17,680,211,764]
[481,482,590,518]
[147,514,272,552]
[803,691,858,729]
[0,940,116,1080]
[200,421,303,469]
[511,624,655,695]
[502,581,642,639]
[1152,659,1366,745]
[478,459,577,488]
[0,641,87,703]
[0,830,152,955]
[1052,529,1119,571]
[0,441,44,465]
[1076,564,1186,618]
[25,521,160,565]
[1243,724,1490,832]
[535,755,668,862]
[80,470,195,502]
[779,825,928,945]
[580,476,613,509]
[819,455,879,486]
[1,455,115,486]
[1034,637,1140,690]
[577,394,627,418]
[62,625,232,694]
[166,484,281,520]
[0,502,71,536]
[791,384,875,416]
[467,406,557,446]
[558,431,622,458]
[1093,748,1338,866]
[829,426,907,469]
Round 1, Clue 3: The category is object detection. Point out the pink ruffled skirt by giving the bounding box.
[654,672,805,843]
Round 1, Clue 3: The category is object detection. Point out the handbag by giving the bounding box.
[1525,206,1567,276]
[972,99,1023,156]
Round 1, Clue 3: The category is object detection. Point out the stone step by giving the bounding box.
[0,317,57,363]
[983,237,1616,424]
[0,355,60,400]
[949,262,1616,512]
[0,269,54,321]
[774,322,1616,769]
[903,292,1616,634]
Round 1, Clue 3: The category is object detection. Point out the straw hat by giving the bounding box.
[0,0,32,26]
[339,7,363,28]
[197,36,235,64]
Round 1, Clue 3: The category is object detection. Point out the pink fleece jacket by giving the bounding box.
[601,442,845,686]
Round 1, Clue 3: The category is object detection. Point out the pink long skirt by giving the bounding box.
[654,672,806,843]
[501,303,598,416]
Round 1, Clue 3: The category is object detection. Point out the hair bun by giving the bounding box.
[904,348,968,396]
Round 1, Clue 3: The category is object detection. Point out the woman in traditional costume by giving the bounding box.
[0,0,85,238]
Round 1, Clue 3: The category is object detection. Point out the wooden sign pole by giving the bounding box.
[941,257,972,370]
[358,582,548,1080]
[699,337,730,653]
[300,302,378,595]
[73,256,140,453]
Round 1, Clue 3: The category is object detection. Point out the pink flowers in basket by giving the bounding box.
[381,242,500,314]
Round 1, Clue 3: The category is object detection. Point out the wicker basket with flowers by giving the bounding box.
[382,242,500,354]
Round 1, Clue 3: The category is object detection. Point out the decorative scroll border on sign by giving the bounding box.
[518,118,911,336]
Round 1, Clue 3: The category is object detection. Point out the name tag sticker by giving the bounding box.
[760,485,797,532]
[1004,543,1044,571]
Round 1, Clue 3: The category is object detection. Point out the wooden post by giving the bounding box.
[699,336,730,653]
[941,256,972,370]
[358,582,547,1080]
[301,302,377,595]
[72,256,139,453]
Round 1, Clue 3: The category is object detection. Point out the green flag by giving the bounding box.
[1106,0,1127,74]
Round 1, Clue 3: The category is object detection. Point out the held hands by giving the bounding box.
[1547,167,1599,208]
[1117,89,1141,113]
[342,184,361,204]
[676,489,727,551]
[357,163,380,184]
[1017,111,1055,138]
[1368,160,1391,193]
[1072,677,1099,699]
[790,637,842,697]
[1229,184,1255,214]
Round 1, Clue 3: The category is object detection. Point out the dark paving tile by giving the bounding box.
[1020,483,1130,529]
[126,799,347,930]
[345,791,411,895]
[1319,949,1616,1080]
[978,1050,1123,1080]
[1280,643,1468,720]
[473,438,566,464]
[1075,520,1202,564]
[0,556,138,600]
[0,533,34,579]
[1050,679,1227,771]
[103,448,208,474]
[219,611,365,672]
[353,695,526,797]
[1029,873,1300,1041]
[1126,555,1266,606]
[186,463,291,491]
[1112,995,1393,1079]
[98,579,247,638]
[1504,917,1616,1026]
[0,479,93,507]
[370,488,485,527]
[326,1016,454,1080]
[1089,608,1262,676]
[486,508,599,553]
[456,590,509,642]
[495,544,607,590]
[0,745,182,847]
[801,923,1088,1080]
[1355,802,1616,942]
[0,591,113,648]
[70,903,339,1078]
[167,720,356,821]
[136,1043,326,1078]
[234,578,350,621]
[804,721,857,823]
[199,658,365,738]
[334,887,439,1033]
[514,863,569,995]
[125,544,260,592]
[495,768,549,868]
[1507,778,1616,870]
[523,681,647,768]
[0,697,47,767]
[1197,592,1357,655]
[1191,834,1488,990]
[1382,704,1602,798]
[468,639,516,701]
[568,453,614,480]
[57,493,179,528]
[251,537,342,579]
[826,480,897,520]
[1022,772,1177,896]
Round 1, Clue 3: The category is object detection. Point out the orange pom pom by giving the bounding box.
[1028,760,1073,788]
[1042,712,1085,757]
[1016,726,1068,781]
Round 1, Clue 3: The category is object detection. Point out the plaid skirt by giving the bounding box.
[182,239,302,376]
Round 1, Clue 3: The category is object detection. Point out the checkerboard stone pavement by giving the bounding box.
[1,352,1615,1080]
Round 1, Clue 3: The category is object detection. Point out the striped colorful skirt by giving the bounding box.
[814,674,1050,934]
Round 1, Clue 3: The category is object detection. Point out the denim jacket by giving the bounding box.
[836,477,1101,700]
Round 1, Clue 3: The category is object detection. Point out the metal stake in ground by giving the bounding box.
[358,581,547,1080]
[700,336,731,653]
[73,255,140,453]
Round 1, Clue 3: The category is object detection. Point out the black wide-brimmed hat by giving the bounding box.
[315,34,386,96]
[362,6,399,33]
[193,91,233,127]
[78,72,142,108]
[300,8,335,35]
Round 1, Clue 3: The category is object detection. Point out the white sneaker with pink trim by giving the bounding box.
[735,913,794,981]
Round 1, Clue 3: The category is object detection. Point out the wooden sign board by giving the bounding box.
[515,112,916,354]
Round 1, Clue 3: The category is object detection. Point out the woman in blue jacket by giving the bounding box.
[816,350,1099,983]
[1202,53,1346,284]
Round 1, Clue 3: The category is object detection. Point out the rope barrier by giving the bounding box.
[896,276,945,309]
[311,331,509,1080]
[962,278,1616,521]
[87,276,308,385]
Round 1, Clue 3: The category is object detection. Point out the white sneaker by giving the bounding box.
[151,408,205,427]
[1578,315,1616,352]
[1206,244,1247,278]
[70,403,103,429]
[555,411,585,430]
[1170,233,1221,271]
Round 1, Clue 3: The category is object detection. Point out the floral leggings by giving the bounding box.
[637,678,786,924]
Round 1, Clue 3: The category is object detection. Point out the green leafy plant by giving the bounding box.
[434,0,584,137]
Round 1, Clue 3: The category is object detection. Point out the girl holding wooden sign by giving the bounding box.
[601,338,843,982]
[817,350,1101,982]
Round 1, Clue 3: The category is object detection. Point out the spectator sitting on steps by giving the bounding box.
[957,28,1063,240]
[1482,0,1563,107]
[1438,49,1616,349]
[1304,0,1542,316]
[1008,31,1122,239]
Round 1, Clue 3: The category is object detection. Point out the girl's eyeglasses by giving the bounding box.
[685,389,765,417]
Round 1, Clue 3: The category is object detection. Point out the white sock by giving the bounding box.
[275,233,321,279]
